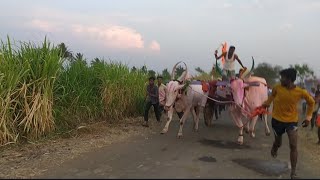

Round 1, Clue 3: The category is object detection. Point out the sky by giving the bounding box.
[1,0,320,76]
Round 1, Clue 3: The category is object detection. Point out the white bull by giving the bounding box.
[159,85,185,134]
[164,80,208,138]
[160,61,198,135]
[229,75,271,145]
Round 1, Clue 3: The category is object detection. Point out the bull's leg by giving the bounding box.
[194,106,203,132]
[243,109,250,134]
[230,106,244,145]
[177,106,191,138]
[263,114,271,136]
[249,116,258,138]
[191,107,197,131]
[238,128,244,145]
[161,107,174,134]
[244,122,250,134]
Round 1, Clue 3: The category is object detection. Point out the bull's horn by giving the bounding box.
[171,61,182,80]
[182,61,188,81]
[177,61,188,82]
[249,56,255,74]
[215,58,223,76]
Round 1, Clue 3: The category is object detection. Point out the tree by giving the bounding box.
[289,63,315,86]
[140,65,147,74]
[93,57,101,63]
[73,52,87,66]
[195,67,205,74]
[131,66,137,72]
[193,67,212,81]
[161,68,171,82]
[75,53,84,61]
[175,65,185,79]
[148,70,156,77]
[253,63,282,87]
[57,42,73,60]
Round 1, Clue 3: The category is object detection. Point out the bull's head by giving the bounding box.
[230,77,261,106]
[230,79,246,106]
[164,80,185,111]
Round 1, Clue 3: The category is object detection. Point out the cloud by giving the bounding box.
[27,17,160,52]
[29,19,59,32]
[71,24,145,49]
[18,6,158,51]
[149,40,160,52]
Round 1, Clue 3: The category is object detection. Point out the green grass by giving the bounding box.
[0,36,148,145]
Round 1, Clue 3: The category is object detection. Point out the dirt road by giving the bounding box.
[37,111,319,179]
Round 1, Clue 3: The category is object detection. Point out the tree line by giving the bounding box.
[58,42,317,88]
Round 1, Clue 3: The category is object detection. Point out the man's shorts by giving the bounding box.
[271,118,298,137]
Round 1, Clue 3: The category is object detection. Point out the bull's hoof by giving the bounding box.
[250,132,256,138]
[245,129,249,134]
[237,135,244,145]
[237,140,244,145]
[266,131,271,136]
[194,128,199,132]
[177,133,183,138]
[160,129,167,134]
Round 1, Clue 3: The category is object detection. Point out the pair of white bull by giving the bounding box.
[161,61,271,145]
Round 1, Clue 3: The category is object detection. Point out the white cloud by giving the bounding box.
[20,9,160,51]
[16,5,159,52]
[27,17,161,51]
[149,40,160,52]
[71,24,145,49]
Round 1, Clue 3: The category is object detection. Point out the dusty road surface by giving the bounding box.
[37,111,319,179]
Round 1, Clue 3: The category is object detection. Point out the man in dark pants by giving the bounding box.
[261,68,315,179]
[143,76,161,127]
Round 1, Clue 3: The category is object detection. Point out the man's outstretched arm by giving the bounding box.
[235,54,245,68]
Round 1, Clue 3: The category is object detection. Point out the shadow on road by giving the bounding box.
[232,158,290,176]
[198,138,251,149]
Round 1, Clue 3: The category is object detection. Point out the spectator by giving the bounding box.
[143,77,161,127]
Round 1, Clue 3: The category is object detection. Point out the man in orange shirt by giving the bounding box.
[261,68,315,179]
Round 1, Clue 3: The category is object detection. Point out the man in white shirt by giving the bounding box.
[214,46,245,82]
